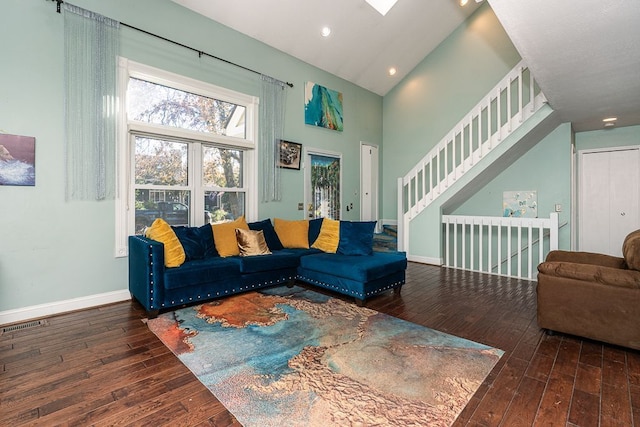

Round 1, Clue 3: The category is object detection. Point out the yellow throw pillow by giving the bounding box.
[236,228,272,257]
[212,216,249,257]
[274,218,309,249]
[311,218,340,253]
[145,218,186,268]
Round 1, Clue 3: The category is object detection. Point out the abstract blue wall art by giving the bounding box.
[304,82,343,132]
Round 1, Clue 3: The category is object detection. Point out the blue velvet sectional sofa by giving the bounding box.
[128,218,407,317]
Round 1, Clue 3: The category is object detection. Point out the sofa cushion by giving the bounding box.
[280,248,323,258]
[248,219,284,250]
[238,251,300,274]
[145,218,186,268]
[622,229,640,271]
[236,228,272,257]
[164,257,241,290]
[198,224,218,258]
[308,218,324,245]
[172,224,217,260]
[299,252,407,282]
[212,216,249,257]
[337,221,377,256]
[311,218,340,253]
[274,218,309,249]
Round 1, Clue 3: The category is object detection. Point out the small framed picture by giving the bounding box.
[278,140,302,170]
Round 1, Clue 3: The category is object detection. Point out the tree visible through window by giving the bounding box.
[125,71,254,235]
[309,154,341,220]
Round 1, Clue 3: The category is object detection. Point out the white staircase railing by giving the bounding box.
[442,213,559,280]
[397,60,547,252]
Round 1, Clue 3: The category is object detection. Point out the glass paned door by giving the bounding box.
[307,153,341,220]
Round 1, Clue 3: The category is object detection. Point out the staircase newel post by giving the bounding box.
[550,212,559,251]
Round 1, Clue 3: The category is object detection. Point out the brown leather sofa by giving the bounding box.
[537,230,640,350]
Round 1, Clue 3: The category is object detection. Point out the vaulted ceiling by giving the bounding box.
[489,0,640,132]
[171,0,482,96]
[173,0,640,132]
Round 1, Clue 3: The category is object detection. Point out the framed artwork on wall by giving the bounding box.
[0,133,36,186]
[503,190,538,218]
[304,82,343,132]
[278,140,302,170]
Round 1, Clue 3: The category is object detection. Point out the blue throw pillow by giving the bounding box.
[308,218,324,245]
[249,219,284,251]
[172,226,205,261]
[195,223,218,258]
[337,221,377,256]
[172,224,218,260]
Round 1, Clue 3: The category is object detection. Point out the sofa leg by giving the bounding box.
[146,309,160,319]
[355,298,365,307]
[393,285,402,295]
[286,280,295,288]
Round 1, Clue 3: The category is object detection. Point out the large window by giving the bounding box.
[115,59,258,254]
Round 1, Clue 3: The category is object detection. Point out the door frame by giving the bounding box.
[359,141,379,231]
[303,147,343,220]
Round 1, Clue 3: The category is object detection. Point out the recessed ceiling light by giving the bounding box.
[460,0,469,5]
[365,0,398,16]
[321,26,331,37]
[602,117,617,122]
[388,67,397,76]
[604,122,616,128]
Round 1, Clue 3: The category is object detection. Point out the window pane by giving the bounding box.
[202,146,243,188]
[134,189,191,233]
[309,154,341,220]
[127,78,246,138]
[135,137,188,186]
[205,191,245,223]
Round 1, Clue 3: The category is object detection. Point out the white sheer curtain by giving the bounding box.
[63,3,119,200]
[260,75,287,202]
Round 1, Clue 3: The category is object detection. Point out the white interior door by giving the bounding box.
[579,147,640,256]
[360,143,379,229]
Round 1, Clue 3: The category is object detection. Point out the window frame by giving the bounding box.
[115,58,259,257]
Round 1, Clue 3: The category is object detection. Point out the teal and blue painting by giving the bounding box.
[304,82,343,131]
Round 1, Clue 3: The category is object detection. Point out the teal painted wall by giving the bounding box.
[451,123,573,249]
[0,0,382,312]
[575,125,640,151]
[381,3,521,222]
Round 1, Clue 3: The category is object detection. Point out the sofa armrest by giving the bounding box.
[544,250,626,269]
[538,261,640,290]
[128,235,166,312]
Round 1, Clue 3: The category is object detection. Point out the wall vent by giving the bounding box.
[1,319,48,335]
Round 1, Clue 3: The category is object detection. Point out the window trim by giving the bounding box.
[115,58,259,257]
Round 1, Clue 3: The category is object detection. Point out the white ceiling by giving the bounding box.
[489,0,640,132]
[171,0,482,96]
[173,0,640,132]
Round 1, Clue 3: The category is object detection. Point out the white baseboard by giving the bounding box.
[380,219,397,226]
[0,289,131,326]
[408,254,442,266]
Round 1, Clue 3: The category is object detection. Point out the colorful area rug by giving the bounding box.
[147,286,503,426]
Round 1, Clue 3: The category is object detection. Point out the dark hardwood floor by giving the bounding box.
[1,262,638,426]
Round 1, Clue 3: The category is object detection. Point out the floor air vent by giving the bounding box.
[1,319,48,335]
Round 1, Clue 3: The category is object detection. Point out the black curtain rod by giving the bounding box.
[52,0,294,88]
